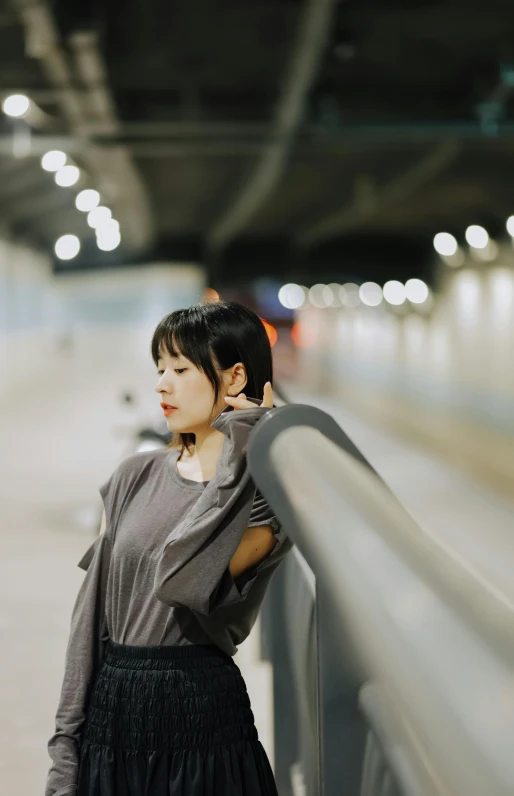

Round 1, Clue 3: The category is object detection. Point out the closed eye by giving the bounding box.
[157,368,187,375]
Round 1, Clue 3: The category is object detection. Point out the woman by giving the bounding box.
[45,300,293,796]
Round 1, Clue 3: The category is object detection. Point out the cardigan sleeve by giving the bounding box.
[45,474,115,796]
[153,402,284,616]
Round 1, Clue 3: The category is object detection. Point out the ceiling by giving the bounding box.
[1,0,514,286]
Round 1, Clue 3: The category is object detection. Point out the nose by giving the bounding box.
[155,375,168,394]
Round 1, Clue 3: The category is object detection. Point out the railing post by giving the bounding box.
[317,583,368,796]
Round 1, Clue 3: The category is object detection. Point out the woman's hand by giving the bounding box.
[223,381,273,411]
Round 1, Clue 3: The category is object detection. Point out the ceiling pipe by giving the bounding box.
[69,30,155,251]
[12,0,155,253]
[297,141,460,247]
[206,0,338,256]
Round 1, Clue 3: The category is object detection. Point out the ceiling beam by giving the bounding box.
[206,0,339,256]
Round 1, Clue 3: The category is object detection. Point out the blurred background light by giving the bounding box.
[321,284,335,306]
[405,278,429,304]
[340,283,361,308]
[291,321,317,348]
[75,189,100,212]
[278,283,307,309]
[202,288,220,303]
[359,281,383,307]
[506,216,514,237]
[465,224,489,249]
[471,238,498,262]
[309,283,329,308]
[2,94,30,117]
[96,227,121,251]
[383,280,406,305]
[88,206,112,229]
[261,319,278,347]
[41,150,67,172]
[55,234,80,260]
[433,232,458,256]
[326,283,342,307]
[55,165,80,187]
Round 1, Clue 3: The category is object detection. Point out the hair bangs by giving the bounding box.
[152,308,212,375]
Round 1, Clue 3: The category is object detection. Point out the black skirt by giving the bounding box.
[78,639,278,796]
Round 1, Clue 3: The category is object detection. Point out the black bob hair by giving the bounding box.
[150,300,273,456]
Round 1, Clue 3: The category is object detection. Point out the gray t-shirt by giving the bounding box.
[45,403,293,796]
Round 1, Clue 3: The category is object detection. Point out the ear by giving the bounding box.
[227,362,248,395]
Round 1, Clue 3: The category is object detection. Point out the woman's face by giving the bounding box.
[155,347,246,435]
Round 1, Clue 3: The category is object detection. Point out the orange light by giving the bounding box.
[260,318,278,347]
[202,287,220,303]
[291,321,317,348]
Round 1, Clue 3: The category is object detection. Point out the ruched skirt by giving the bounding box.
[77,639,278,796]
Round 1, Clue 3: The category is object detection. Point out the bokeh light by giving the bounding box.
[55,165,80,187]
[309,284,329,308]
[41,151,67,172]
[2,94,30,117]
[433,232,458,256]
[88,206,112,229]
[359,282,383,307]
[465,225,489,249]
[291,321,317,348]
[278,283,307,310]
[75,189,100,212]
[55,235,80,260]
[261,319,278,347]
[340,283,360,308]
[383,280,406,306]
[405,278,429,304]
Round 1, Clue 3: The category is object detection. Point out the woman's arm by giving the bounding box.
[45,532,111,796]
[154,404,280,615]
[46,462,121,796]
[229,524,277,579]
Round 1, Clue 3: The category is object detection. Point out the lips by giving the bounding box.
[161,403,178,409]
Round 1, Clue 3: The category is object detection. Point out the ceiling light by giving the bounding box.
[383,280,406,306]
[87,206,112,229]
[465,225,489,249]
[96,231,121,251]
[55,234,80,260]
[55,165,80,187]
[326,283,342,307]
[95,220,120,241]
[340,283,360,308]
[433,232,457,256]
[309,284,329,308]
[41,150,66,172]
[278,283,306,309]
[2,94,30,117]
[75,189,100,212]
[321,285,335,306]
[359,282,383,307]
[405,278,429,304]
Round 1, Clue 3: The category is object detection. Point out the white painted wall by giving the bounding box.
[0,246,205,409]
[294,244,514,436]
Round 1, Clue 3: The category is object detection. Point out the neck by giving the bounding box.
[192,426,224,457]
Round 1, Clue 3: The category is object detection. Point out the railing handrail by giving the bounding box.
[248,400,514,796]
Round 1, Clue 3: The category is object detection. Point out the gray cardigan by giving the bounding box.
[45,402,293,796]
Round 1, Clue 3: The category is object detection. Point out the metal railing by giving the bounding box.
[249,392,514,796]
